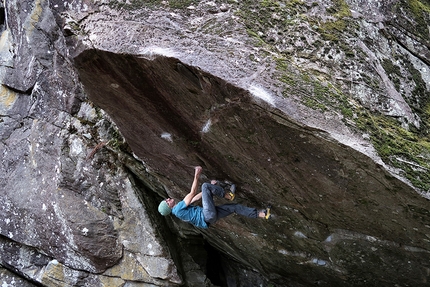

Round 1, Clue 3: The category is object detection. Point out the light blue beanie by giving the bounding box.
[158,201,171,216]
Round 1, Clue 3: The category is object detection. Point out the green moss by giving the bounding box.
[276,56,355,116]
[316,18,349,42]
[381,59,402,92]
[304,97,327,111]
[355,111,430,191]
[246,29,265,46]
[112,0,429,192]
[287,0,305,7]
[314,0,352,41]
[275,54,429,192]
[108,127,129,152]
[279,74,296,87]
[276,59,295,87]
[425,102,430,120]
[398,56,430,136]
[392,0,430,40]
[408,0,430,19]
[168,0,198,9]
[339,42,355,57]
[235,0,307,47]
[261,0,278,8]
[261,0,303,8]
[109,0,198,10]
[330,0,352,18]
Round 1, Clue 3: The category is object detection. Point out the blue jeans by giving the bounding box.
[201,183,258,224]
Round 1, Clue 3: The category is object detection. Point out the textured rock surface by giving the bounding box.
[0,0,429,286]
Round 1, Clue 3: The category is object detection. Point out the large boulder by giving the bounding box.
[0,0,429,286]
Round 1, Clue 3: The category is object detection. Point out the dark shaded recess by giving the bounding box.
[0,235,48,287]
[72,49,244,181]
[0,6,4,31]
[126,170,184,269]
[73,50,196,136]
[1,262,45,287]
[205,241,227,286]
[2,83,34,95]
[127,165,229,285]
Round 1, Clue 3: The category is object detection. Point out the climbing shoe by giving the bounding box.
[228,184,236,201]
[264,205,272,220]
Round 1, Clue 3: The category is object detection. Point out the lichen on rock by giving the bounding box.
[0,0,429,286]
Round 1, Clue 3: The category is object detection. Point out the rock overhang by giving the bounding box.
[1,0,429,285]
[73,47,430,286]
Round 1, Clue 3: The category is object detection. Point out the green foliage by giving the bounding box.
[246,29,265,46]
[261,0,304,8]
[425,102,430,120]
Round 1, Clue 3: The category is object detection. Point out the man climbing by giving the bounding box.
[157,166,269,229]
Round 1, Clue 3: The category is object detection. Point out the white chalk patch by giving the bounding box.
[70,138,83,156]
[147,243,155,255]
[294,231,307,239]
[324,235,333,242]
[140,46,176,58]
[312,258,327,266]
[161,132,173,142]
[366,235,377,242]
[202,119,211,133]
[248,85,275,106]
[89,33,97,42]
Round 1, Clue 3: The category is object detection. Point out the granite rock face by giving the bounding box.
[1,1,429,286]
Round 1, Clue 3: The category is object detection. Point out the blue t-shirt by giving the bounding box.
[172,201,208,229]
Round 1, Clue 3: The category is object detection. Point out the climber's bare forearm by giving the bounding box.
[183,166,203,206]
[190,192,202,204]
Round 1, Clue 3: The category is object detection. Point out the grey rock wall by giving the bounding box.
[1,0,429,286]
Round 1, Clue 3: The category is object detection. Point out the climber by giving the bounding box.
[157,166,269,228]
